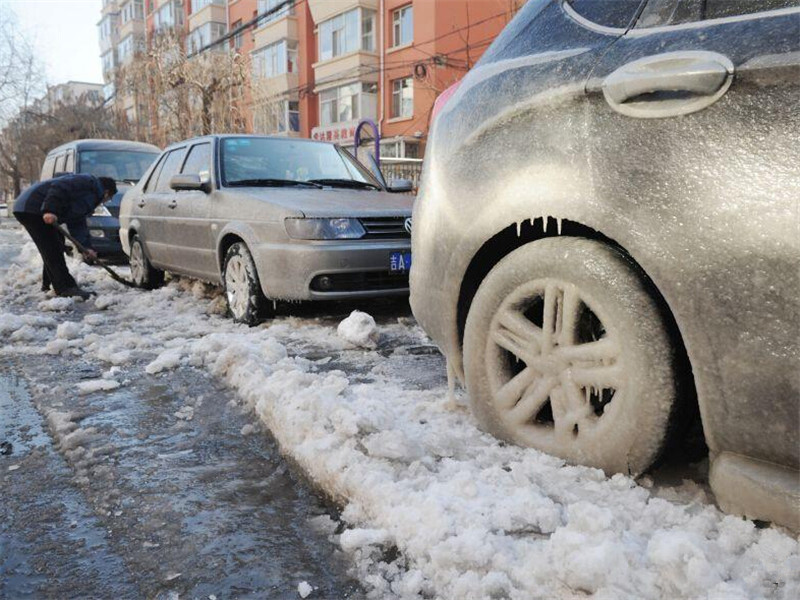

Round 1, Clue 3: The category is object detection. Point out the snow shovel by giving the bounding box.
[54,223,137,289]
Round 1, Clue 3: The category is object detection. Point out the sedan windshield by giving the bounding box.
[78,150,160,182]
[221,137,381,189]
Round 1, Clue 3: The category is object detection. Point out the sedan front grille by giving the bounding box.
[359,217,410,239]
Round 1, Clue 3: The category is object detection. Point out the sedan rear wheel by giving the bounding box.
[223,242,270,325]
[463,238,678,475]
[129,234,164,290]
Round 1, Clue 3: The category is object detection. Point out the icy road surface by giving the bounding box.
[0,225,797,599]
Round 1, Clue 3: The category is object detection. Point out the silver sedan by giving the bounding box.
[119,135,413,324]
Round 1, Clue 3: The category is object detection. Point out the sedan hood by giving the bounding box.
[229,187,414,218]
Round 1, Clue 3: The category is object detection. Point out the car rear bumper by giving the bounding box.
[252,239,411,301]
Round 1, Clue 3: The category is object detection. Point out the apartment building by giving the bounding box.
[99,0,525,159]
[32,82,104,115]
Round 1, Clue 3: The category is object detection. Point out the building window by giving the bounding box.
[232,20,243,50]
[117,34,144,63]
[392,5,413,47]
[319,82,377,126]
[101,50,116,75]
[254,99,300,134]
[318,8,375,61]
[98,14,119,41]
[154,0,183,31]
[191,0,224,14]
[187,22,227,55]
[252,40,297,79]
[257,0,295,24]
[392,77,413,118]
[121,0,144,24]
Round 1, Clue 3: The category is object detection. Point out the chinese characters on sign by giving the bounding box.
[311,123,358,143]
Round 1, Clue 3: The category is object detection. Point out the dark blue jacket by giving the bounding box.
[13,174,105,249]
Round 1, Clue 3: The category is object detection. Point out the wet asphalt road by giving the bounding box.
[0,224,374,599]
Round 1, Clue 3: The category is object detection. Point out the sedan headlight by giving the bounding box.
[93,205,112,217]
[285,218,365,240]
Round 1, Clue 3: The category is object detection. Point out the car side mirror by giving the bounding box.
[388,178,413,193]
[170,174,211,193]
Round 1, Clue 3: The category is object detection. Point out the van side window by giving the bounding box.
[54,154,66,174]
[41,156,56,180]
[637,0,798,27]
[567,0,644,29]
[65,151,74,172]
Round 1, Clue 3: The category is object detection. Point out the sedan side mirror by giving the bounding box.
[388,178,413,193]
[170,174,211,193]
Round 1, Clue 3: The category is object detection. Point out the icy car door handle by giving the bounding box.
[602,51,734,119]
[168,200,177,209]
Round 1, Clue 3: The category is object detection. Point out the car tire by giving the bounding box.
[222,242,271,325]
[463,237,678,476]
[129,234,165,290]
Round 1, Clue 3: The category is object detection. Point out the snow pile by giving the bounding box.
[76,379,121,395]
[56,321,82,340]
[337,310,379,348]
[297,581,313,598]
[38,297,75,312]
[1,229,798,600]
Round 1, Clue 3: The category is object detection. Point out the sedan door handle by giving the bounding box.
[168,200,177,209]
[602,51,734,118]
[137,200,146,208]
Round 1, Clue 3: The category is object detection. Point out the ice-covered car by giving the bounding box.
[41,140,161,259]
[119,135,413,324]
[410,0,799,528]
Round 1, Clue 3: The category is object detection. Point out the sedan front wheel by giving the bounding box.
[223,242,270,325]
[464,238,679,475]
[129,234,164,290]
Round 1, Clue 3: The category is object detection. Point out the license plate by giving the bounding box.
[389,252,412,272]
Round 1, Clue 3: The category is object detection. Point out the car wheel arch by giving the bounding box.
[455,216,705,460]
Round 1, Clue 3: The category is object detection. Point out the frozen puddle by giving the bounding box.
[0,235,797,599]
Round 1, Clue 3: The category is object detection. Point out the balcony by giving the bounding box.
[313,51,378,91]
[119,17,145,41]
[102,0,121,17]
[308,0,378,24]
[188,3,226,31]
[253,14,297,50]
[252,73,299,100]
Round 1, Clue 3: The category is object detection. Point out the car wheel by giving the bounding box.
[129,234,164,290]
[463,237,678,475]
[223,242,269,325]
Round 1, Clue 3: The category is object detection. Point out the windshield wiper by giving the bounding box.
[307,179,381,190]
[227,178,323,189]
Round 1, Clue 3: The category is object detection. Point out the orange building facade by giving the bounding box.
[101,0,526,159]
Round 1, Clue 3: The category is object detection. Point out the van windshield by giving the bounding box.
[220,137,382,189]
[78,150,160,183]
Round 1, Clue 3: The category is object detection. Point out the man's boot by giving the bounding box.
[59,286,91,300]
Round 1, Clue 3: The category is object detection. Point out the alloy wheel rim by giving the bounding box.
[487,279,623,444]
[130,242,145,284]
[225,256,250,319]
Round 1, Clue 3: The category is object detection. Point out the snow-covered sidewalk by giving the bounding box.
[1,235,797,600]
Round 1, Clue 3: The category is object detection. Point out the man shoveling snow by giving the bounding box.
[13,173,117,300]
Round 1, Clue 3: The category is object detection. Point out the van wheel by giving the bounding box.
[223,242,270,325]
[463,238,678,476]
[129,234,164,290]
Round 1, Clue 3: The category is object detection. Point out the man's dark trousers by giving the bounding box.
[14,212,77,294]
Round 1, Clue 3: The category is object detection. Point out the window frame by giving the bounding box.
[632,0,800,30]
[391,77,414,119]
[318,8,376,61]
[153,148,188,193]
[392,4,413,47]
